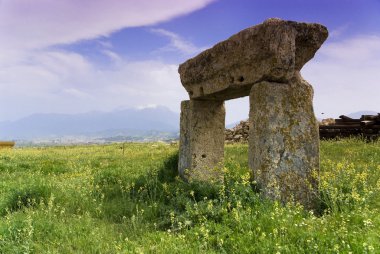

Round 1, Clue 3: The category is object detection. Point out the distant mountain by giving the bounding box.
[0,106,179,140]
[347,111,378,119]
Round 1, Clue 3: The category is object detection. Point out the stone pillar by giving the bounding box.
[178,101,192,175]
[179,99,225,181]
[248,76,319,209]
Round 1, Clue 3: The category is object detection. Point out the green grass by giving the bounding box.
[0,139,379,253]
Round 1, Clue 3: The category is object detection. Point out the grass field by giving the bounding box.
[0,139,379,253]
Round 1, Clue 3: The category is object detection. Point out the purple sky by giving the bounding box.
[1,0,380,123]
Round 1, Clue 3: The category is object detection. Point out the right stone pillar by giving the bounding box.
[249,75,320,210]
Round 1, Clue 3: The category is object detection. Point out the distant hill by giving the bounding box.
[346,111,378,119]
[0,106,179,140]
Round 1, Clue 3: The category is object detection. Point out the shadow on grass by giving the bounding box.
[93,151,264,232]
[0,184,51,216]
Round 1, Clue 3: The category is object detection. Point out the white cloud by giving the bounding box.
[2,34,379,123]
[137,104,159,110]
[0,0,218,121]
[63,88,93,99]
[151,28,207,55]
[0,49,188,121]
[1,0,378,125]
[101,49,123,63]
[97,40,113,49]
[0,0,216,51]
[329,24,349,39]
[302,35,380,118]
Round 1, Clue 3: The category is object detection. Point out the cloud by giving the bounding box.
[329,24,350,39]
[101,49,123,63]
[2,35,379,123]
[0,0,216,51]
[0,0,218,121]
[0,49,188,121]
[302,35,380,118]
[151,28,207,55]
[1,0,378,125]
[136,104,159,110]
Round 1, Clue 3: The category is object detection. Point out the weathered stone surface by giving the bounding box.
[178,18,328,101]
[179,100,225,181]
[248,75,320,209]
[178,101,192,174]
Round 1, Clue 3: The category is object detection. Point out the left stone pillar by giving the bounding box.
[179,100,225,181]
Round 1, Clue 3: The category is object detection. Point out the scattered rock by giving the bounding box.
[320,118,335,126]
[225,120,249,143]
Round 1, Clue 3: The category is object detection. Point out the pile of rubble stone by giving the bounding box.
[319,114,380,140]
[225,113,380,142]
[225,120,249,143]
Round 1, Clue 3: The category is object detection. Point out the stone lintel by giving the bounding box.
[178,18,328,101]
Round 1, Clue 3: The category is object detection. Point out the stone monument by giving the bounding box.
[178,18,328,209]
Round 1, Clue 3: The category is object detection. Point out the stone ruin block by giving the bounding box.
[178,100,225,181]
[177,18,328,209]
[179,18,328,101]
[249,77,320,210]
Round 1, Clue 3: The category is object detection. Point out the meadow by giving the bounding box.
[0,139,379,253]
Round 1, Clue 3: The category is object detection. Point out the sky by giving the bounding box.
[0,0,380,124]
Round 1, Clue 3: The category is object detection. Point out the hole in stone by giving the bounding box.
[189,91,193,96]
[200,87,204,96]
[201,154,207,158]
[238,76,244,82]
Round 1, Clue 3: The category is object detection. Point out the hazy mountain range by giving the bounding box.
[0,107,377,144]
[346,111,378,119]
[0,106,179,141]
